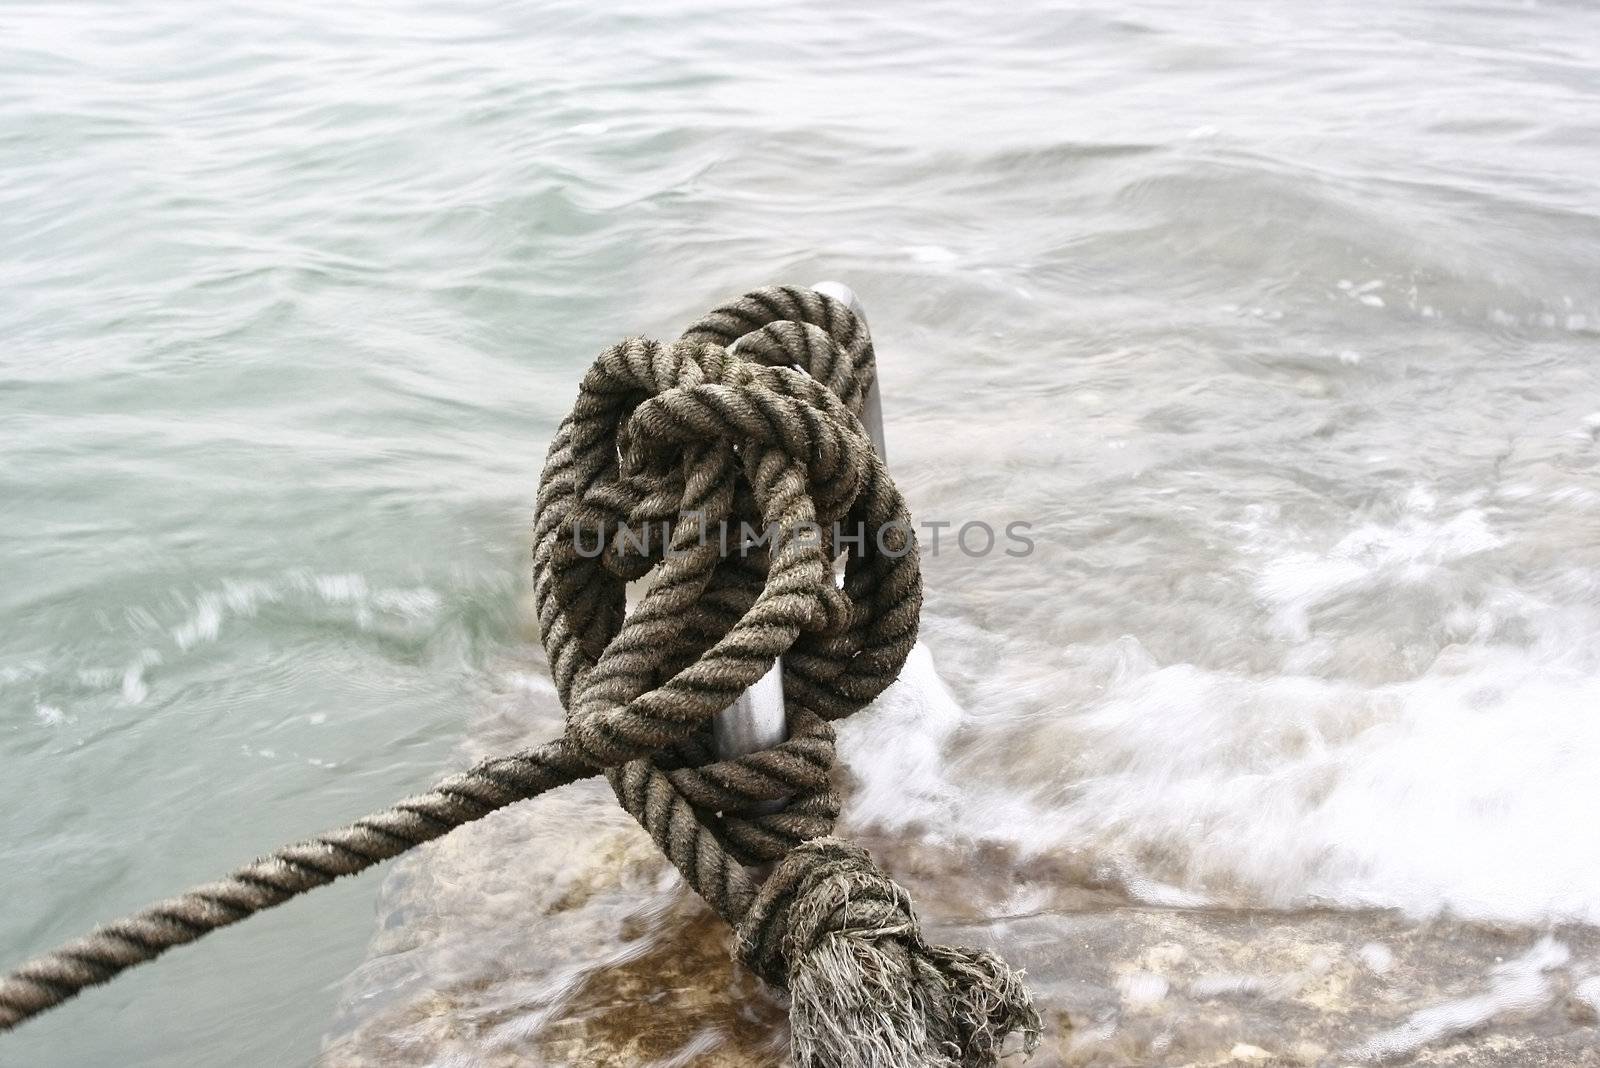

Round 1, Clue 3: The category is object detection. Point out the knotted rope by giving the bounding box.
[0,286,1040,1067]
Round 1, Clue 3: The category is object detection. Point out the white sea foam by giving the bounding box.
[1349,938,1571,1061]
[907,245,959,266]
[120,649,161,706]
[172,596,225,651]
[1117,970,1170,1008]
[843,495,1600,925]
[20,572,445,714]
[1575,976,1600,1019]
[1358,943,1395,976]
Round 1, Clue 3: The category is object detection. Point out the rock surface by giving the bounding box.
[317,810,1599,1067]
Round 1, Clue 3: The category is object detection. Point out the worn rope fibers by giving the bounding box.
[0,286,1040,1067]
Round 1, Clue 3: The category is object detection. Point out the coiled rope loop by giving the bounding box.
[0,286,1039,1067]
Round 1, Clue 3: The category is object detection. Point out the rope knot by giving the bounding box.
[541,287,921,778]
[736,838,1042,1068]
[0,286,1044,1067]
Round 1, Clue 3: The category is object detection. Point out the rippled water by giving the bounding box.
[4,1,1599,1065]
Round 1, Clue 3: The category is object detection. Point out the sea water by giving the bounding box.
[3,1,1599,1064]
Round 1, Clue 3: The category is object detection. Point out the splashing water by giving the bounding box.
[3,0,1600,1064]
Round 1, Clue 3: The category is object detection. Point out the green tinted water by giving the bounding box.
[4,2,1600,1065]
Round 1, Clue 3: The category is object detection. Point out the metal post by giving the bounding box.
[711,282,886,765]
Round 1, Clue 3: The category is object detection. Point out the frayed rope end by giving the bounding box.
[736,838,1043,1068]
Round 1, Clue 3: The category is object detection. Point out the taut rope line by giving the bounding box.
[0,286,1040,1067]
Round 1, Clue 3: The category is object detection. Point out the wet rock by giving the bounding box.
[320,822,1600,1067]
[316,659,1600,1067]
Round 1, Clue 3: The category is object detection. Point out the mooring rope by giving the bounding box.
[0,286,1040,1067]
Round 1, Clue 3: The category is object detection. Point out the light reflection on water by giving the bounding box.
[2,0,1599,1064]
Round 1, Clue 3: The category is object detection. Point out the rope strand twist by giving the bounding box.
[0,286,1040,1067]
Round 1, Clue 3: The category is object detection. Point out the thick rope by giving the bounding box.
[0,739,593,1030]
[740,839,1040,1068]
[0,286,1038,1064]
